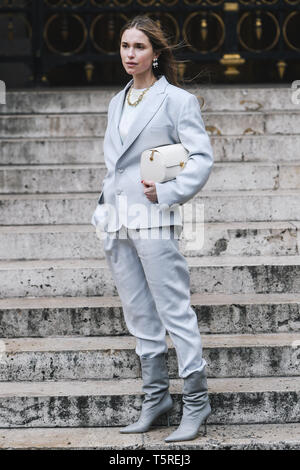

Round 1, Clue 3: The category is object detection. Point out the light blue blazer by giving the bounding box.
[93,74,214,232]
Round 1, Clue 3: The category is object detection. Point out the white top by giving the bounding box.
[118,86,148,143]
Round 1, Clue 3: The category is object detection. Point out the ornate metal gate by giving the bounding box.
[0,0,299,87]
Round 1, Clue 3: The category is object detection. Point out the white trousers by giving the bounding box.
[103,225,207,378]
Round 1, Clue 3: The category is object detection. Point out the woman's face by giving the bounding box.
[120,27,157,77]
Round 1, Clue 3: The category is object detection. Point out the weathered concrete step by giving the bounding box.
[213,135,300,163]
[1,135,300,165]
[0,293,299,337]
[1,221,298,260]
[2,89,114,115]
[2,86,298,114]
[0,114,107,138]
[1,190,300,224]
[0,333,299,382]
[194,162,300,191]
[1,423,300,449]
[0,376,299,427]
[0,164,106,193]
[0,111,299,138]
[0,137,105,165]
[1,256,300,298]
[2,162,300,194]
[204,111,300,136]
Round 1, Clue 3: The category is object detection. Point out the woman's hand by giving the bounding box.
[141,179,158,203]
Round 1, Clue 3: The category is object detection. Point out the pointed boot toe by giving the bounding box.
[119,353,173,434]
[119,422,146,434]
[165,369,211,442]
[164,423,201,442]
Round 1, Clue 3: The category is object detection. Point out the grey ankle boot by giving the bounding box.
[119,352,173,433]
[164,368,211,442]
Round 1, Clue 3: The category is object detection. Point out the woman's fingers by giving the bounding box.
[141,180,157,202]
[141,179,155,187]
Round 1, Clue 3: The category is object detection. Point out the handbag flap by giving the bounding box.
[156,143,189,168]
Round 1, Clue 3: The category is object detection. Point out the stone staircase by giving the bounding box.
[0,85,300,450]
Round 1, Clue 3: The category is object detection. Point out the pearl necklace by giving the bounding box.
[127,78,157,107]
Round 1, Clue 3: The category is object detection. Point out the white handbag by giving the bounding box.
[140,143,188,183]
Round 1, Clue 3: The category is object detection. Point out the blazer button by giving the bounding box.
[118,168,124,173]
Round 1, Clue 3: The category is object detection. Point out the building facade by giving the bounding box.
[0,0,299,87]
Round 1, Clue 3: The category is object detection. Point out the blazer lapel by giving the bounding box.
[110,78,133,153]
[110,75,169,164]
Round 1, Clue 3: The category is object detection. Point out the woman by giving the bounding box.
[92,15,214,442]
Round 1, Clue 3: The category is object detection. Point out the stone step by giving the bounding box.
[0,256,300,298]
[0,221,298,260]
[1,135,300,165]
[1,423,300,449]
[213,135,300,163]
[0,114,107,138]
[0,293,299,337]
[2,86,298,114]
[0,190,300,225]
[0,137,105,165]
[0,111,299,138]
[0,376,299,427]
[0,164,107,194]
[204,111,300,136]
[0,333,299,382]
[1,162,300,194]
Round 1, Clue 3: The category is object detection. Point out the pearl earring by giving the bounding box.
[153,57,158,68]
